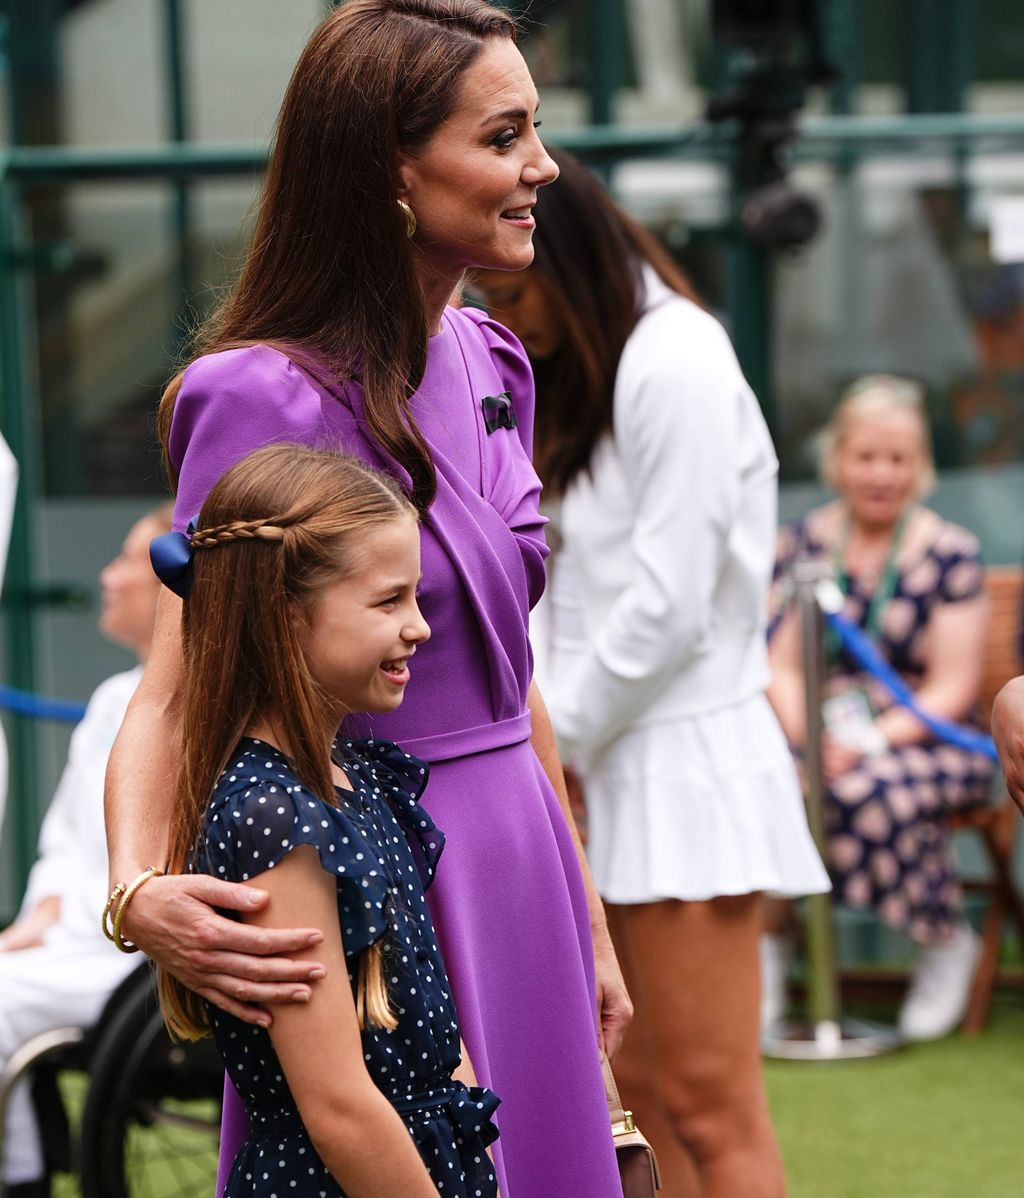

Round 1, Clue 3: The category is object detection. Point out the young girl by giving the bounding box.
[152,443,500,1198]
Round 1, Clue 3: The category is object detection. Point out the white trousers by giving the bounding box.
[0,929,138,1183]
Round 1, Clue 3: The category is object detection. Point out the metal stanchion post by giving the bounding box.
[797,559,842,1047]
[763,558,902,1060]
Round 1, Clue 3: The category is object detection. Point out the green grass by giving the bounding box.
[766,996,1024,1198]
[51,1080,219,1198]
[48,998,1024,1198]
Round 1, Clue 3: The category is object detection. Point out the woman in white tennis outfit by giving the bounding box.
[474,148,828,1198]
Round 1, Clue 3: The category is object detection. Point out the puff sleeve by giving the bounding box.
[168,345,338,531]
[462,308,549,610]
[196,741,441,957]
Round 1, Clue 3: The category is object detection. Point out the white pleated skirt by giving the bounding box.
[582,692,831,904]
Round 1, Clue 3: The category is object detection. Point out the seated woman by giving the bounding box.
[0,505,170,1196]
[766,374,995,1041]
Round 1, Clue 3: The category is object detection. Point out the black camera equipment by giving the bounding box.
[707,0,834,252]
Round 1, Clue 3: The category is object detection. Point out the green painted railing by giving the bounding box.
[3,109,1024,895]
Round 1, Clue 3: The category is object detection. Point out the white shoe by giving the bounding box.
[898,923,981,1042]
[760,933,792,1034]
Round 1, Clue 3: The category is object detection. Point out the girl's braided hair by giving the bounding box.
[188,518,286,546]
[158,443,418,1040]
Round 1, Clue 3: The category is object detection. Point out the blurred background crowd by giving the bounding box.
[0,3,1023,1197]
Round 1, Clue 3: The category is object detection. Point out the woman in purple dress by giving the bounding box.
[103,4,629,1196]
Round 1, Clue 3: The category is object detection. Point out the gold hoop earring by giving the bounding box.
[397,199,417,239]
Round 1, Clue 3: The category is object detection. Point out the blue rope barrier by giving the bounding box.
[0,686,86,723]
[824,609,998,761]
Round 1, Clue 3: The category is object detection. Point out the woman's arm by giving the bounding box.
[243,846,440,1198]
[766,606,807,746]
[0,895,60,951]
[874,595,987,748]
[528,680,633,1059]
[767,581,989,775]
[992,674,1024,814]
[105,593,325,1024]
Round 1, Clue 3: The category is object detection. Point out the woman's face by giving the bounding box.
[399,38,558,284]
[99,513,164,655]
[470,268,566,359]
[833,410,925,528]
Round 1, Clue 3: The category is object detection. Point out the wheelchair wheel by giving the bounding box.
[79,970,223,1198]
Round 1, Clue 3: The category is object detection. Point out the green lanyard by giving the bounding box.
[827,512,906,661]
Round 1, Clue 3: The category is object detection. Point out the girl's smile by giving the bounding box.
[380,655,414,686]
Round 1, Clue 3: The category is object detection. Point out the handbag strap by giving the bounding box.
[601,1051,628,1127]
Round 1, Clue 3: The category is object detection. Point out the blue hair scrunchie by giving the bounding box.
[150,516,198,599]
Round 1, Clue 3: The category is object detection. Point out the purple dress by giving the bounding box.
[169,308,622,1198]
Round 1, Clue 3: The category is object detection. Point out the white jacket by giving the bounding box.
[0,435,16,825]
[547,271,779,758]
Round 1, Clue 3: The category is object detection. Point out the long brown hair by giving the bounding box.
[157,0,517,510]
[158,444,417,1040]
[524,146,700,495]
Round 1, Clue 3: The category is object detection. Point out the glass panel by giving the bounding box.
[772,153,1024,562]
[528,0,709,130]
[185,0,326,142]
[57,0,324,147]
[60,0,164,146]
[27,176,258,498]
[487,146,1024,568]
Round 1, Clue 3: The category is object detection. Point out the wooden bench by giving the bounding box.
[837,567,1024,1031]
[952,566,1024,1034]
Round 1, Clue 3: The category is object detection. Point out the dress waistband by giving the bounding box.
[245,1082,501,1145]
[399,710,532,763]
[248,1109,304,1135]
[393,1082,501,1145]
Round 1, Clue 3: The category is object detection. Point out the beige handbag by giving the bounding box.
[601,1053,662,1196]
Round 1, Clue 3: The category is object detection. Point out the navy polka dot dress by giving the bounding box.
[192,737,500,1197]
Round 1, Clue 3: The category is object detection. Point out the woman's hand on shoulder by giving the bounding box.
[119,872,325,1025]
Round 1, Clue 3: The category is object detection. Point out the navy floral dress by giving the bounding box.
[192,737,500,1197]
[773,512,995,946]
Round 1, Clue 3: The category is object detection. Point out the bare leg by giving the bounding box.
[608,896,787,1198]
[606,903,700,1197]
[762,896,794,936]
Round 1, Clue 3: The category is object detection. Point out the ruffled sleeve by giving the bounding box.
[459,307,549,610]
[342,738,444,891]
[199,774,395,956]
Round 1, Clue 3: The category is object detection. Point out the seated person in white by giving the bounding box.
[0,504,170,1197]
[0,434,18,829]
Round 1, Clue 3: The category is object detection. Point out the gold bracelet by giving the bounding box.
[111,866,165,954]
[102,881,128,942]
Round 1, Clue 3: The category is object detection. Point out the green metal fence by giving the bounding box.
[4,109,1024,896]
